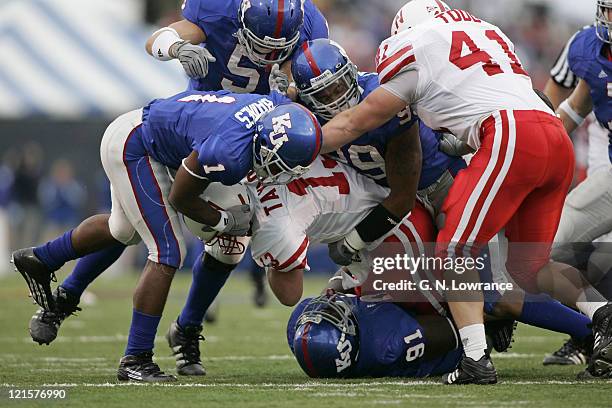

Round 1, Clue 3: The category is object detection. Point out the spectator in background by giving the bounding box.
[11,142,44,250]
[0,151,15,271]
[38,159,86,240]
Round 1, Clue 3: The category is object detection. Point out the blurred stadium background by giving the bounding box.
[0,0,593,276]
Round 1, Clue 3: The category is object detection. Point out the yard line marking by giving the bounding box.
[490,353,542,359]
[29,379,612,388]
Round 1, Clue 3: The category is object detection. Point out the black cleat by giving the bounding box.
[543,337,592,366]
[117,352,176,382]
[30,286,81,345]
[584,303,612,378]
[166,320,206,376]
[485,319,516,353]
[443,353,497,385]
[11,248,57,311]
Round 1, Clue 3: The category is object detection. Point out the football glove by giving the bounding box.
[268,63,290,95]
[328,230,365,266]
[439,133,473,157]
[170,41,216,79]
[217,204,252,236]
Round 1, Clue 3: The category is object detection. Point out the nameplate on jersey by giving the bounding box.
[234,98,275,129]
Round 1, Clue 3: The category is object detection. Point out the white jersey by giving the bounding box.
[377,8,553,149]
[247,156,388,273]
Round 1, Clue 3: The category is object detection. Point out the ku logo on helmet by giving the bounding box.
[269,112,293,147]
[335,332,353,373]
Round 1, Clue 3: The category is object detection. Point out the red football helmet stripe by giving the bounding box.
[301,42,323,77]
[274,0,285,38]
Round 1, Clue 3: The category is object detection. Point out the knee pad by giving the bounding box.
[108,212,141,246]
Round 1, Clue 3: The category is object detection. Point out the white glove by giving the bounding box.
[214,204,252,236]
[438,133,473,157]
[268,63,290,95]
[170,40,216,79]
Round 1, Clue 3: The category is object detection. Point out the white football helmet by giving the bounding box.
[183,182,251,256]
[391,0,451,36]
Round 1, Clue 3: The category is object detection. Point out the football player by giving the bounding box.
[553,0,612,378]
[146,0,328,93]
[24,0,326,353]
[318,0,612,384]
[12,93,321,382]
[543,21,612,367]
[162,39,428,376]
[291,38,466,229]
[241,155,593,354]
[287,291,594,379]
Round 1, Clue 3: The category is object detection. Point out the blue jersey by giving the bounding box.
[328,73,465,190]
[140,90,290,185]
[568,26,612,162]
[182,0,328,94]
[287,297,462,378]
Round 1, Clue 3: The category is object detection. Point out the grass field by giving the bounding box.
[1,269,611,407]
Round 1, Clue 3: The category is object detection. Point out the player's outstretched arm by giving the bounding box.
[145,20,206,56]
[543,78,574,111]
[146,20,216,79]
[557,79,593,134]
[382,125,422,218]
[268,267,304,306]
[321,87,408,154]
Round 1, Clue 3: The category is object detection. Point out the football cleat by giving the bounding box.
[543,337,592,366]
[166,320,206,376]
[443,353,498,385]
[12,248,57,311]
[584,303,612,377]
[485,319,517,353]
[117,352,176,382]
[30,286,81,345]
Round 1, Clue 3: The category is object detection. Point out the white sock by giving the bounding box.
[459,323,487,361]
[576,287,608,320]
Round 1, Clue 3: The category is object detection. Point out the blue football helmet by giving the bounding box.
[292,39,359,121]
[253,103,322,185]
[292,293,360,378]
[597,0,612,43]
[237,0,305,67]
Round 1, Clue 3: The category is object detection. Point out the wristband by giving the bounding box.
[151,27,181,61]
[355,203,402,243]
[344,229,367,252]
[558,99,585,127]
[211,210,229,232]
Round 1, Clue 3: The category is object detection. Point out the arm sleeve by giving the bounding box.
[550,31,580,89]
[380,69,419,104]
[303,0,329,40]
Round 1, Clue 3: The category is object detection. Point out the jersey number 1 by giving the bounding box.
[287,158,350,196]
[449,30,527,76]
